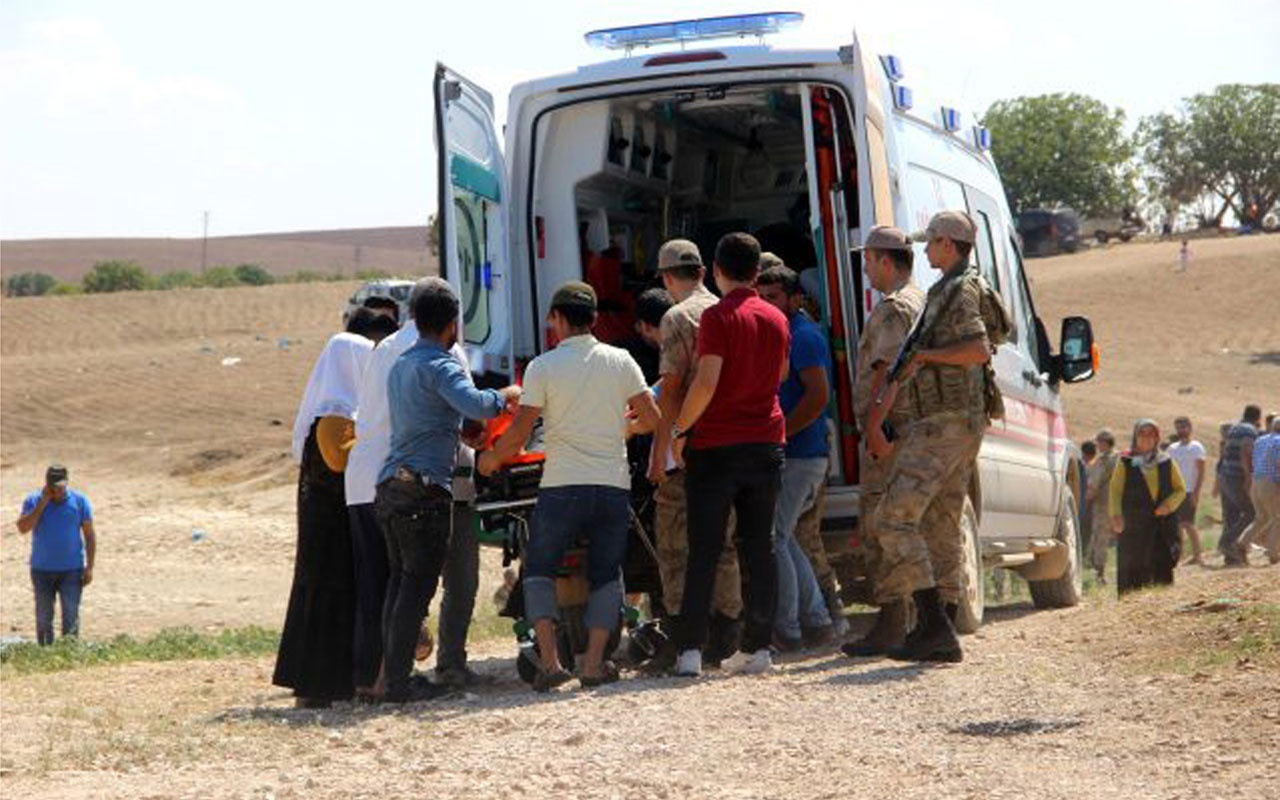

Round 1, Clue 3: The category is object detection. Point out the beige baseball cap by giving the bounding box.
[656,239,703,271]
[911,211,977,244]
[852,225,913,252]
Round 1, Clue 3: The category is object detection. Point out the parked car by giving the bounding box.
[342,279,415,325]
[1016,208,1081,256]
[1080,211,1143,243]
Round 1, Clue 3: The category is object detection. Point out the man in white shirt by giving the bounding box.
[345,277,489,696]
[479,281,660,691]
[1167,416,1207,565]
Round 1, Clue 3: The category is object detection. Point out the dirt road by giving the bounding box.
[1,567,1276,799]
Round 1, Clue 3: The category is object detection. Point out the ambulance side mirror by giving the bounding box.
[1058,316,1096,384]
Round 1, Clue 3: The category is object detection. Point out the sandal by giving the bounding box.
[579,661,621,688]
[532,666,573,694]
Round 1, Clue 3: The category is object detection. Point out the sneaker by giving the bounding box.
[674,649,703,677]
[723,648,772,675]
[384,674,453,704]
[771,632,803,653]
[433,664,495,689]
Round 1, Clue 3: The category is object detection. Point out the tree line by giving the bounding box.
[983,83,1279,227]
[4,261,397,298]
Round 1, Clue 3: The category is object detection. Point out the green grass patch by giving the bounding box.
[0,626,279,677]
[1153,603,1280,675]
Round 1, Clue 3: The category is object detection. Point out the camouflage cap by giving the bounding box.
[852,225,913,252]
[758,251,786,269]
[656,239,704,271]
[550,281,597,310]
[912,211,977,244]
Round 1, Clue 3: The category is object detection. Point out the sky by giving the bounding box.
[2,0,1277,240]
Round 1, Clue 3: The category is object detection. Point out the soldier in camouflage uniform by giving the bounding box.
[864,211,1012,663]
[1085,429,1119,583]
[840,226,926,657]
[646,239,743,670]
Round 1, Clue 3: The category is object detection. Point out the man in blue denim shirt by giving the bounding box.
[375,278,520,703]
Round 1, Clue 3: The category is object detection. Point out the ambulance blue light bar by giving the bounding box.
[880,54,904,82]
[941,106,962,132]
[892,84,914,111]
[973,125,992,151]
[585,12,804,51]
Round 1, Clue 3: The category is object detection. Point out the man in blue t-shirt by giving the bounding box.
[16,465,96,645]
[758,264,835,649]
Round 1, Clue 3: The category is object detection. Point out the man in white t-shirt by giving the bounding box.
[1167,416,1207,565]
[479,281,660,691]
[345,277,489,696]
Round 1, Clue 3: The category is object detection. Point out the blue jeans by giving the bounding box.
[524,485,629,632]
[773,457,831,638]
[32,569,83,645]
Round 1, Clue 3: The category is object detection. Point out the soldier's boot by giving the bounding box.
[703,613,743,669]
[887,587,963,663]
[840,600,907,658]
[640,616,681,675]
[945,603,958,625]
[839,599,911,655]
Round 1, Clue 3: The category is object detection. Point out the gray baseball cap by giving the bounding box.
[852,225,913,252]
[911,211,977,244]
[656,239,703,271]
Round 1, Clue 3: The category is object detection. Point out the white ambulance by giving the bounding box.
[435,13,1098,631]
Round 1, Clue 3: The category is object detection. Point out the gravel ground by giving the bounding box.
[2,567,1276,800]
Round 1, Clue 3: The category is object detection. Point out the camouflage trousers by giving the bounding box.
[859,443,895,605]
[1088,508,1113,575]
[876,417,983,603]
[654,471,743,618]
[792,481,836,599]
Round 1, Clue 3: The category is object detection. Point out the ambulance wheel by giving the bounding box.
[953,495,985,634]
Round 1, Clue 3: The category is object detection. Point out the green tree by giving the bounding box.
[982,93,1136,217]
[48,283,83,296]
[232,263,274,286]
[1186,84,1279,227]
[82,260,151,293]
[5,272,58,297]
[197,266,241,288]
[154,270,198,290]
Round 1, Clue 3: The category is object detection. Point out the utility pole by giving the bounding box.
[201,211,210,274]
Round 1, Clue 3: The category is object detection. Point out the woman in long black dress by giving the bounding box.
[1108,419,1187,595]
[272,320,381,707]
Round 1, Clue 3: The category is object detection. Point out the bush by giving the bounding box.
[197,266,241,288]
[5,271,58,297]
[288,270,328,283]
[355,268,391,280]
[154,270,197,290]
[47,283,83,296]
[233,263,274,286]
[82,260,151,293]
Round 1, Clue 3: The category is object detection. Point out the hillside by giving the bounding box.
[0,226,437,281]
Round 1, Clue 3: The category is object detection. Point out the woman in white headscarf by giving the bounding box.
[273,311,390,708]
[1108,419,1187,595]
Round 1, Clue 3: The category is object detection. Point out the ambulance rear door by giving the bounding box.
[434,63,514,381]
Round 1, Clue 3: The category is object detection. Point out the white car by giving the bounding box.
[342,279,415,326]
[436,12,1098,630]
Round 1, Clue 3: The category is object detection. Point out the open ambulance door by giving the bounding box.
[434,63,514,381]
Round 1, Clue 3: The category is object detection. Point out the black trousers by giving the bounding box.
[678,443,783,653]
[374,478,452,700]
[348,503,389,688]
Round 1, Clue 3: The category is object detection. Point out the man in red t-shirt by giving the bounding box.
[670,232,790,677]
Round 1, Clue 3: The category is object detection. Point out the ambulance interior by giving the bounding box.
[530,81,864,482]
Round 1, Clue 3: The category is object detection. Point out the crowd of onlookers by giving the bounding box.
[1080,405,1280,594]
